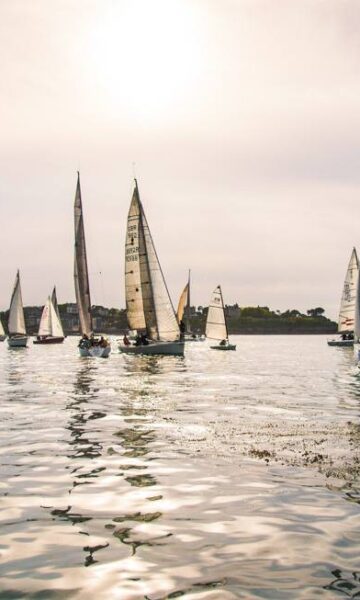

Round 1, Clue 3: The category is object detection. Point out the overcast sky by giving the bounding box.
[1,0,360,319]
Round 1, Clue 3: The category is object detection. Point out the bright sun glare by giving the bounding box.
[88,0,204,122]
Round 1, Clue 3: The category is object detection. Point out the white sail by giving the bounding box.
[51,286,60,320]
[125,184,146,331]
[74,172,92,336]
[8,270,26,335]
[205,285,227,341]
[38,296,64,337]
[177,282,189,323]
[125,180,180,342]
[338,247,359,333]
[0,318,5,336]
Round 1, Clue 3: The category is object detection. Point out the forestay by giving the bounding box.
[8,271,26,335]
[38,297,64,337]
[74,172,92,336]
[206,285,227,341]
[338,247,359,333]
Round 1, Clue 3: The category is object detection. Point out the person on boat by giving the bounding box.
[179,320,186,340]
[99,336,108,348]
[123,333,130,346]
[79,333,90,349]
[219,339,227,346]
[140,333,149,346]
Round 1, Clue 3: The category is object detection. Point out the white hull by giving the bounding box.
[8,336,28,348]
[0,335,6,342]
[79,345,111,358]
[210,343,236,351]
[119,340,184,356]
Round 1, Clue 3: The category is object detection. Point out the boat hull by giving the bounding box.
[33,336,65,345]
[327,339,354,347]
[210,344,236,351]
[8,336,28,348]
[119,341,185,356]
[79,345,111,358]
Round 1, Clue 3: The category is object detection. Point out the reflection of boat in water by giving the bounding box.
[205,285,236,351]
[7,270,28,348]
[328,248,358,347]
[74,172,110,358]
[33,294,65,344]
[177,270,205,342]
[119,179,184,357]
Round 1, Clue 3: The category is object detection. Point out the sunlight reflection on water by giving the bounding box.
[1,335,360,599]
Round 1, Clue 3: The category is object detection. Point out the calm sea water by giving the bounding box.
[1,335,360,599]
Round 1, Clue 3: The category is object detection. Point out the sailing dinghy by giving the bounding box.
[0,317,6,341]
[33,295,64,344]
[7,270,28,348]
[74,172,111,358]
[119,180,184,356]
[328,247,358,347]
[205,285,236,350]
[177,270,204,342]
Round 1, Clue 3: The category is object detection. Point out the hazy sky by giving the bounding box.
[1,0,360,319]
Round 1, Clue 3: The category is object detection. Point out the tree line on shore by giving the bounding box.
[0,303,337,335]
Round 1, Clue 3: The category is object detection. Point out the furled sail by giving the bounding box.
[338,247,359,333]
[205,285,228,341]
[38,297,64,337]
[74,172,92,336]
[8,270,26,335]
[125,180,180,341]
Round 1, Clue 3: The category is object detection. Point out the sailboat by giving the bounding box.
[205,285,236,350]
[328,247,359,347]
[7,270,28,348]
[119,179,184,356]
[74,172,111,358]
[177,270,204,342]
[33,294,64,344]
[0,317,6,341]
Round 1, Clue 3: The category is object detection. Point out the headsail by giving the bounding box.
[38,296,64,337]
[338,247,359,333]
[74,172,92,336]
[177,282,189,323]
[125,180,179,341]
[51,286,61,321]
[205,285,228,341]
[0,318,5,336]
[8,270,26,335]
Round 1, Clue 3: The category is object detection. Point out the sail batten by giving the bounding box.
[205,285,228,341]
[8,271,26,335]
[124,180,180,342]
[338,248,359,333]
[74,173,92,336]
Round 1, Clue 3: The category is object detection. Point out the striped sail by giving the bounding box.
[125,180,179,341]
[74,172,92,336]
[8,270,26,335]
[205,285,227,341]
[338,247,359,333]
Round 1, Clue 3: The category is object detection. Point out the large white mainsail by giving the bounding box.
[38,297,64,338]
[205,285,228,341]
[338,247,359,333]
[125,180,179,342]
[8,270,26,335]
[74,172,92,336]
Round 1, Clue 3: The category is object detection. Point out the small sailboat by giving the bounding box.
[33,295,65,344]
[119,179,184,356]
[328,247,358,347]
[177,270,204,342]
[205,285,236,350]
[7,270,28,348]
[74,172,111,358]
[0,317,6,341]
